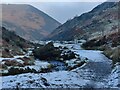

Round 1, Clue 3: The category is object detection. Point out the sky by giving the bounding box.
[1,0,109,23]
[32,2,102,23]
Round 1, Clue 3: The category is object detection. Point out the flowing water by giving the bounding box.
[48,60,67,71]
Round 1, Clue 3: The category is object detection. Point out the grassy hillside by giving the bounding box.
[1,4,61,41]
[82,31,120,64]
[46,2,118,41]
[1,27,33,58]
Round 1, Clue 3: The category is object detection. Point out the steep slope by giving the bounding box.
[1,4,61,41]
[47,2,118,41]
[0,27,33,58]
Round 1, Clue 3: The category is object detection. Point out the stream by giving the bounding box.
[52,43,113,81]
[2,42,117,88]
[48,60,67,71]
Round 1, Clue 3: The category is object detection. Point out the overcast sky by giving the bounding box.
[31,2,104,23]
[1,0,107,23]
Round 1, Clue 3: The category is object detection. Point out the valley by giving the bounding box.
[1,40,120,88]
[0,1,120,89]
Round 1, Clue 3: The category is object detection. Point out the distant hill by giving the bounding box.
[1,27,33,58]
[46,2,118,41]
[1,4,61,41]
